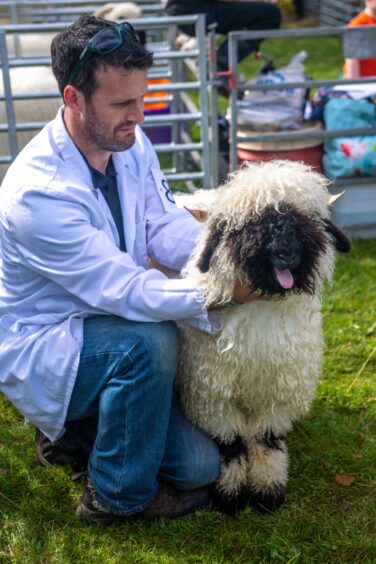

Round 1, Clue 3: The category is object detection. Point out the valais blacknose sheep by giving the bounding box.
[176,160,351,515]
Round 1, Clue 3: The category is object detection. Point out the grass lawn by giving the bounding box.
[237,33,344,83]
[1,25,375,564]
[0,240,375,563]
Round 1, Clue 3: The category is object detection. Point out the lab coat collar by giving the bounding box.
[51,107,93,188]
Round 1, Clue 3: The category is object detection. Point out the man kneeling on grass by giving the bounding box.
[0,14,256,524]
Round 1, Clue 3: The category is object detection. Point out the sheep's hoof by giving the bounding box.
[211,485,251,516]
[248,487,286,514]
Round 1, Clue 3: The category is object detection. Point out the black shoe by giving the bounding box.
[141,481,211,520]
[217,82,230,99]
[75,479,132,524]
[35,428,88,480]
[217,80,245,100]
[76,478,212,524]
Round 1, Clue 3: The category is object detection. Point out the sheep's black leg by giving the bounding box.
[261,432,286,451]
[212,433,288,515]
[248,433,287,514]
[217,435,247,463]
[212,435,250,515]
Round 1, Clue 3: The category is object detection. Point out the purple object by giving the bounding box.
[143,107,172,144]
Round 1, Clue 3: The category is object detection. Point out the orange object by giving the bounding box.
[344,11,376,77]
[144,78,170,110]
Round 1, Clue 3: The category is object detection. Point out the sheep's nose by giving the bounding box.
[277,251,293,261]
[274,251,300,270]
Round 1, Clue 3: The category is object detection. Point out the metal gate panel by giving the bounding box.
[0,14,218,189]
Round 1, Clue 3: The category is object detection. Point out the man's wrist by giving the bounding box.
[225,298,241,307]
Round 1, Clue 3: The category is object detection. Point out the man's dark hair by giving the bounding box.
[51,15,153,99]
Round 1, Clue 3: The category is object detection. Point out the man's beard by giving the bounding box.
[84,104,136,152]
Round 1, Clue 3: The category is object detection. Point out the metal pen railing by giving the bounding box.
[0,14,219,188]
[227,26,376,172]
[0,1,164,24]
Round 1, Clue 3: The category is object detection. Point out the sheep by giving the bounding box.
[0,66,61,181]
[94,2,143,20]
[175,160,351,515]
[6,33,56,57]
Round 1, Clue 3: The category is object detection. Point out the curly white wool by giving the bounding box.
[182,160,336,306]
[176,160,338,499]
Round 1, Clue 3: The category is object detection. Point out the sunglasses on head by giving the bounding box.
[68,22,141,84]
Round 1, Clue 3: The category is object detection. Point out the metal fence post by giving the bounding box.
[196,14,211,188]
[207,23,219,187]
[9,2,21,59]
[0,15,215,188]
[228,32,239,172]
[0,29,19,161]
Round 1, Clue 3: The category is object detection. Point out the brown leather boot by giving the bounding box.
[76,478,212,523]
[142,481,211,520]
[35,428,88,480]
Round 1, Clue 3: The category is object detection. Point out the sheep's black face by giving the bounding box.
[227,204,329,296]
[258,211,304,293]
[198,202,351,297]
[198,202,350,297]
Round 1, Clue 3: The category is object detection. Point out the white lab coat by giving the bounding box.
[0,108,213,440]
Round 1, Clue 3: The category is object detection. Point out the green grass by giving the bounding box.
[238,34,344,83]
[1,240,375,563]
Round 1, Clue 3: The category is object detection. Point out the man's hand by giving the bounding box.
[232,282,259,304]
[207,282,260,310]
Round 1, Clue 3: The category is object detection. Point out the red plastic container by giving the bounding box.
[237,122,324,172]
[238,145,323,171]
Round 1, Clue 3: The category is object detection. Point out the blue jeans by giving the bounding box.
[60,315,219,515]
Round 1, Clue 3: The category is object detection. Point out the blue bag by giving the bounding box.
[323,98,376,179]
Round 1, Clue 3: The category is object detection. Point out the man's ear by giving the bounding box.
[324,219,352,253]
[63,84,84,113]
[197,223,223,273]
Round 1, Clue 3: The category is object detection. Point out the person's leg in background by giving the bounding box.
[293,0,304,19]
[165,0,281,97]
[164,0,212,43]
[210,2,282,72]
[165,1,281,71]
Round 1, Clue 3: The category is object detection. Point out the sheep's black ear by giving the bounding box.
[324,219,351,253]
[197,223,223,272]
